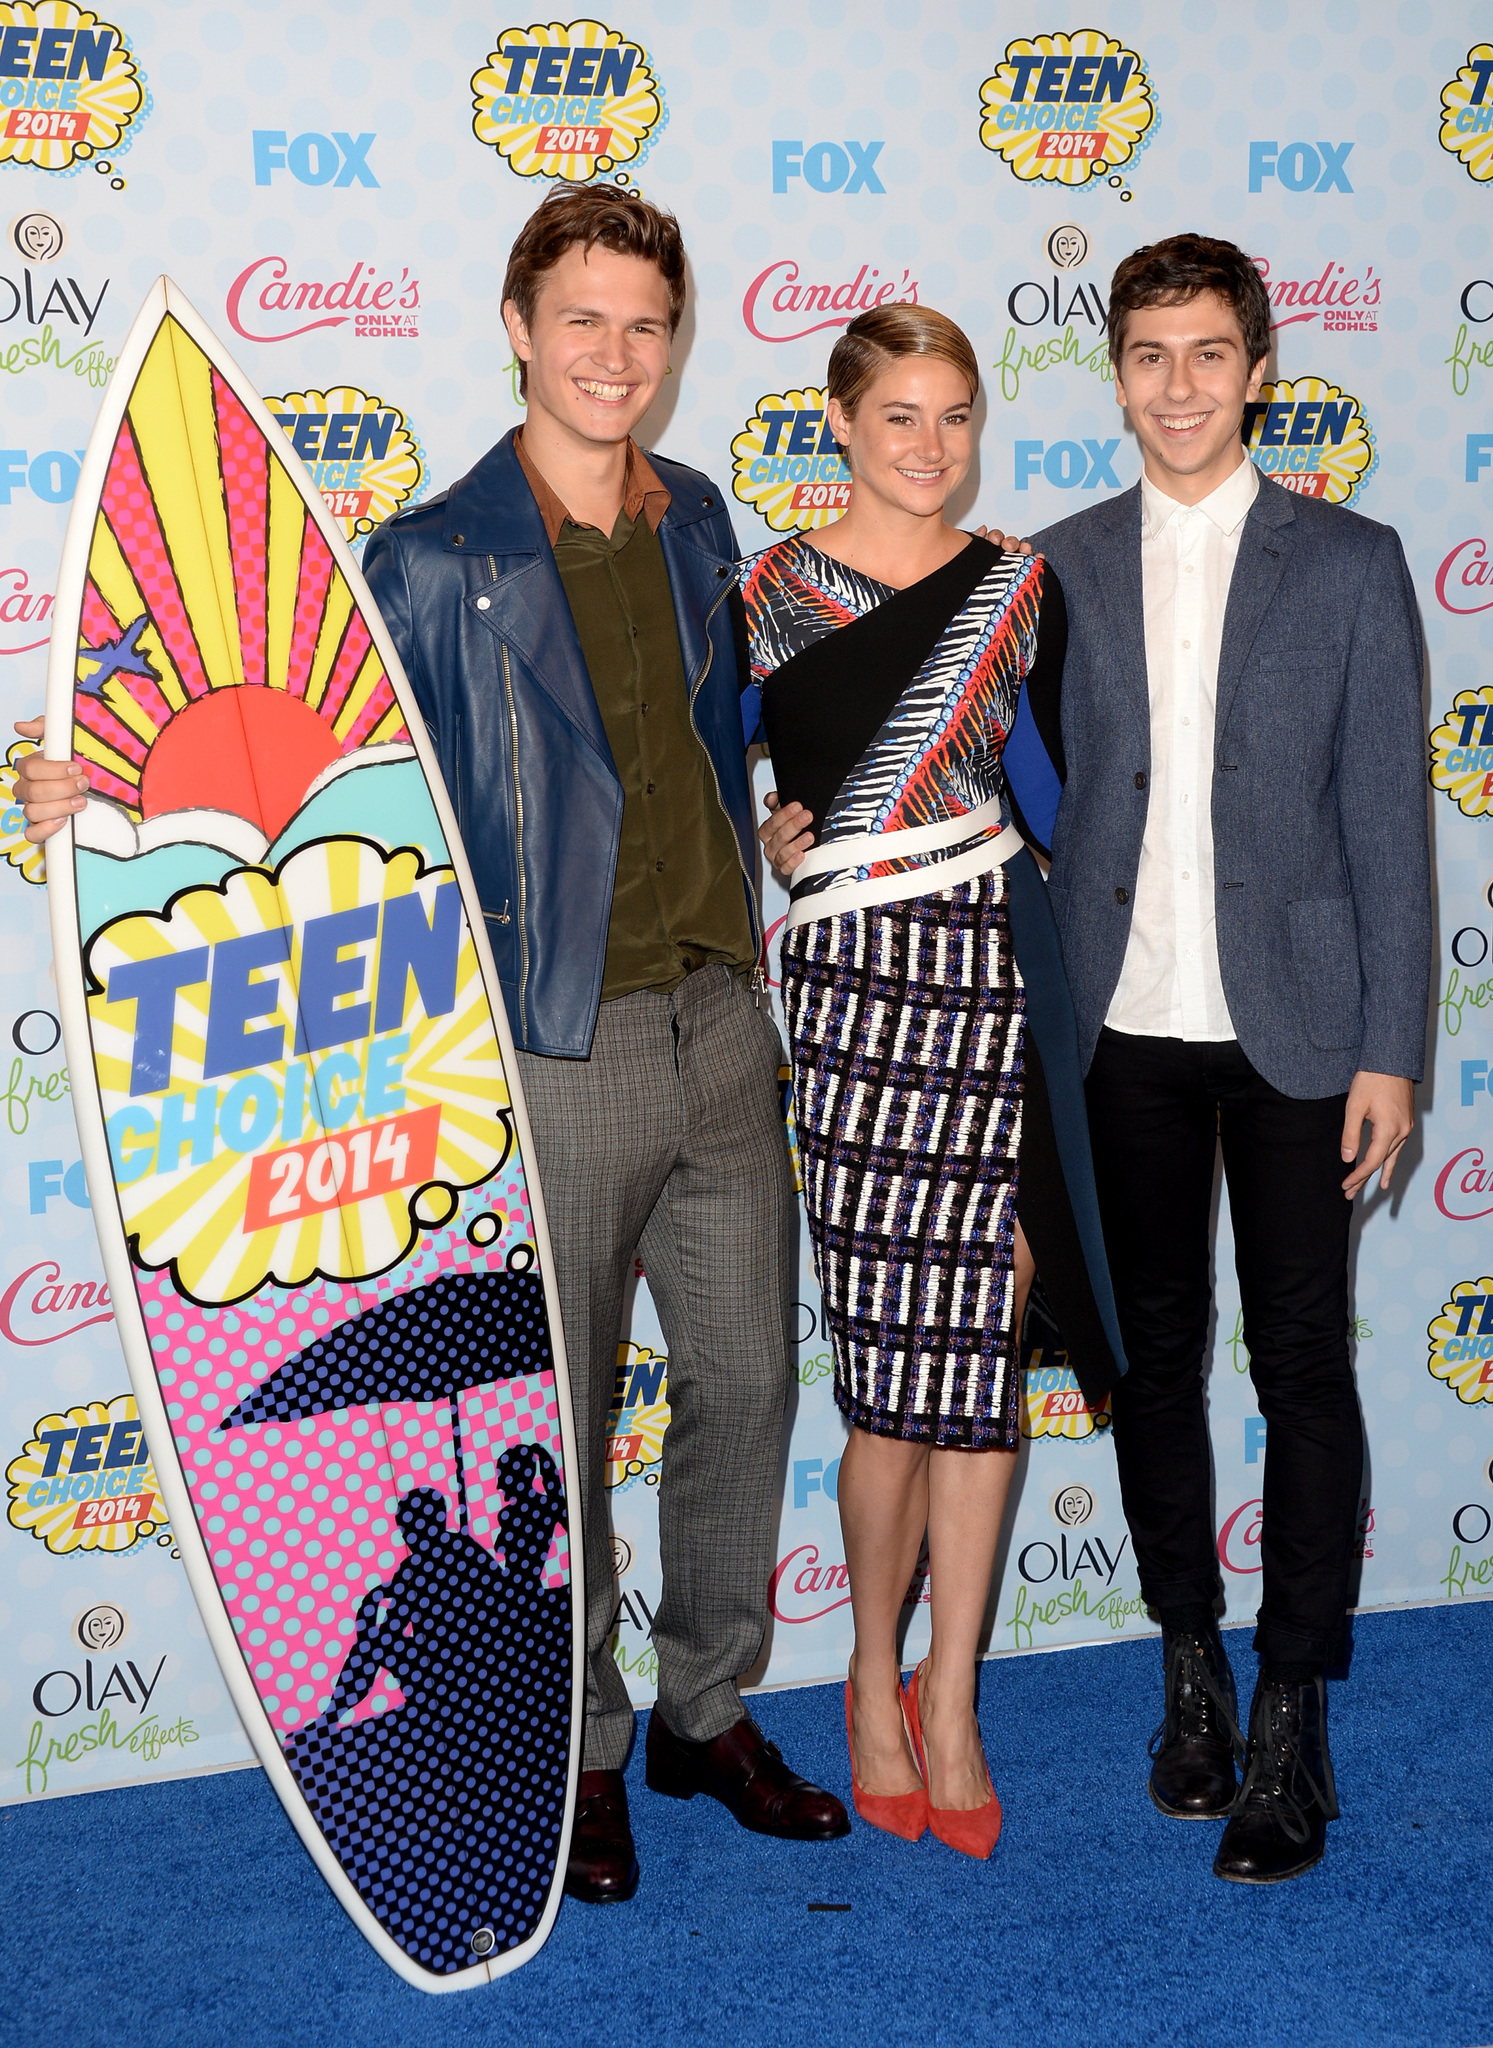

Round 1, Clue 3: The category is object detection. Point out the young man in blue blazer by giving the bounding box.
[16,184,848,1901]
[1035,235,1430,1883]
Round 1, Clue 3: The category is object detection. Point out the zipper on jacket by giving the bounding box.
[689,572,764,958]
[497,621,531,1036]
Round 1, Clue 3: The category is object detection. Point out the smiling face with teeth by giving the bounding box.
[502,240,673,457]
[1114,287,1268,507]
[825,358,975,525]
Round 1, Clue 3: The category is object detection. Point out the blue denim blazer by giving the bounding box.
[1035,473,1431,1098]
[363,430,757,1059]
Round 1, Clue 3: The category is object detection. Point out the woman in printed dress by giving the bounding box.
[746,305,1124,1858]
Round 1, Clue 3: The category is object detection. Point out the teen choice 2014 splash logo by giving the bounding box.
[0,2,148,172]
[606,1340,668,1492]
[471,19,665,184]
[1428,1278,1493,1403]
[264,387,425,545]
[1,737,46,885]
[733,388,852,534]
[979,31,1156,196]
[1430,689,1493,819]
[1440,46,1493,184]
[1023,1361,1112,1442]
[6,1394,168,1555]
[1240,377,1376,505]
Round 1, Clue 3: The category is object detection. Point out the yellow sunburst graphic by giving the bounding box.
[6,1394,167,1554]
[732,388,852,535]
[1,740,46,885]
[1428,1278,1493,1404]
[1242,377,1377,507]
[472,19,664,181]
[263,387,425,543]
[979,31,1155,189]
[1431,689,1493,819]
[1440,44,1493,183]
[87,839,512,1304]
[606,1341,669,1490]
[0,2,145,171]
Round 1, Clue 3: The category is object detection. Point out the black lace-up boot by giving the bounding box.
[1213,1672,1339,1884]
[1147,1623,1244,1819]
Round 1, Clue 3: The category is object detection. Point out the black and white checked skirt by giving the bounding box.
[781,871,1025,1451]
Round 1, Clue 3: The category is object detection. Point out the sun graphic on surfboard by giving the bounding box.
[68,316,412,840]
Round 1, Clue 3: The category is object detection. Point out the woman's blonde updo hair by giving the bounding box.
[825,303,981,443]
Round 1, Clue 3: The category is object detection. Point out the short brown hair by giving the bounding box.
[501,182,687,395]
[826,303,980,429]
[1106,234,1272,370]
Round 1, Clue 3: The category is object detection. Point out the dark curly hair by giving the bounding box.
[1107,234,1272,371]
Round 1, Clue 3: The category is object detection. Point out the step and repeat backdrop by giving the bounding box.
[3,0,1493,1805]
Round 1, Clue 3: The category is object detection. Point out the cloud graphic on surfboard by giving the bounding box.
[84,837,515,1304]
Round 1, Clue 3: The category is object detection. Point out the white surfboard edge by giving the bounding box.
[42,275,587,1994]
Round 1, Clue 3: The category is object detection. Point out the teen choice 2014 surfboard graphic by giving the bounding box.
[43,278,582,1993]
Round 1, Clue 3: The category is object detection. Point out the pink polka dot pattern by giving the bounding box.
[317,608,373,725]
[285,518,334,702]
[100,418,213,703]
[212,368,270,691]
[137,1177,560,1740]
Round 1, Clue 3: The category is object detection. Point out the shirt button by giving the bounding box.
[640,702,649,714]
[1181,639,1191,649]
[645,780,656,794]
[1181,716,1191,726]
[1182,870,1191,880]
[1185,563,1195,573]
[476,596,490,609]
[655,859,665,872]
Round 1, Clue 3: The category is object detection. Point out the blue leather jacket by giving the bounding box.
[362,430,760,1059]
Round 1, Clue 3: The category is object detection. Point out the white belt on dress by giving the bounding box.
[784,793,1026,930]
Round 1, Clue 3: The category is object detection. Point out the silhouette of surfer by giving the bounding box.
[287,1447,571,1968]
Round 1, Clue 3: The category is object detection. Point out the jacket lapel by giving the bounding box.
[1088,483,1149,734]
[1214,477,1296,738]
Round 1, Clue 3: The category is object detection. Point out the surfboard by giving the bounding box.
[42,278,584,1993]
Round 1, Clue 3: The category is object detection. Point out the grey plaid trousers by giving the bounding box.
[517,965,795,1770]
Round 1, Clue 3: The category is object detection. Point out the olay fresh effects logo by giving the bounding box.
[979,31,1156,196]
[1255,255,1380,334]
[731,387,850,533]
[1440,45,1493,185]
[0,3,147,172]
[1429,688,1493,816]
[228,259,419,345]
[471,19,664,183]
[5,1394,166,1556]
[1428,1278,1493,1402]
[741,258,919,345]
[1240,377,1376,503]
[264,385,425,541]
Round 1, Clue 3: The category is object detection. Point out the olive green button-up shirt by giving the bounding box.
[515,431,755,1002]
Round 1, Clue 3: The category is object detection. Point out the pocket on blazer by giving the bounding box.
[1287,896,1363,1048]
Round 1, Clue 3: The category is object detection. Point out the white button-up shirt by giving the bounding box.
[1105,455,1259,1042]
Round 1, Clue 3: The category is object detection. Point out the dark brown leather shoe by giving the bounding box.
[563,1769,640,1903]
[645,1709,850,1840]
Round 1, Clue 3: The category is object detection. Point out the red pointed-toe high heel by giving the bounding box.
[904,1660,1002,1860]
[845,1679,928,1841]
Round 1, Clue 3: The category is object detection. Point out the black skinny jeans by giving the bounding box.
[1086,1029,1363,1668]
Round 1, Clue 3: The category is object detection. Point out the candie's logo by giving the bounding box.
[979,31,1156,195]
[1428,1278,1493,1402]
[265,386,425,542]
[229,259,419,345]
[1440,45,1493,184]
[0,563,51,650]
[471,19,664,183]
[0,3,147,172]
[732,388,851,533]
[1241,377,1376,503]
[6,1394,166,1555]
[1429,687,1493,816]
[1023,1361,1112,1442]
[1256,256,1380,334]
[741,259,919,345]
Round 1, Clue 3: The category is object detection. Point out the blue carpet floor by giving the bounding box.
[6,1602,1490,2048]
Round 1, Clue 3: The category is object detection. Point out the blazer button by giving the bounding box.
[717,565,729,577]
[452,533,464,546]
[1115,886,1129,905]
[1134,771,1146,789]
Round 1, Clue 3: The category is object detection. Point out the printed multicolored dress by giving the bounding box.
[743,533,1124,1450]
